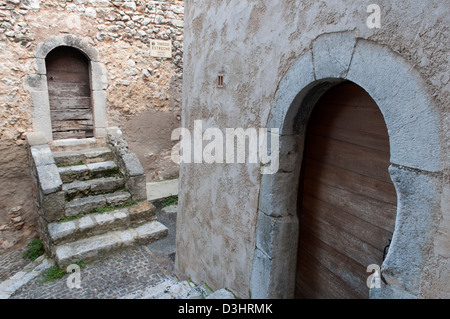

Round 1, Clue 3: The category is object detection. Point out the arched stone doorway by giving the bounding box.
[24,34,108,142]
[295,82,397,299]
[250,33,442,299]
[46,46,94,140]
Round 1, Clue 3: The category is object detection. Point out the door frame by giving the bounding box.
[24,34,108,141]
[250,32,442,299]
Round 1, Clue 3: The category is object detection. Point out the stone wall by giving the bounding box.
[176,0,449,298]
[0,0,184,252]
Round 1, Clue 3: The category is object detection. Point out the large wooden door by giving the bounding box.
[46,46,93,140]
[295,82,397,299]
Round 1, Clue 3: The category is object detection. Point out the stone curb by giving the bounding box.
[120,277,236,300]
[0,255,54,299]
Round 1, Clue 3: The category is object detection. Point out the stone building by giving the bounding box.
[0,0,183,251]
[175,1,449,298]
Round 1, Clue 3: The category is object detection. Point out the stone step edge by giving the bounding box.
[58,160,120,183]
[49,201,157,246]
[63,176,126,201]
[120,278,208,299]
[49,137,107,152]
[53,147,113,166]
[54,220,168,267]
[58,160,118,176]
[64,191,132,218]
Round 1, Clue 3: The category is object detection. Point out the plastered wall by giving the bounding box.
[176,0,449,298]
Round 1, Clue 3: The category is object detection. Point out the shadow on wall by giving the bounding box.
[121,75,182,183]
[0,141,37,251]
[121,108,181,183]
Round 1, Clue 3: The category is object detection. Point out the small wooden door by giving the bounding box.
[46,46,94,140]
[295,82,397,299]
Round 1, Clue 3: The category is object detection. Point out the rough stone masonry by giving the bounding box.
[0,0,184,252]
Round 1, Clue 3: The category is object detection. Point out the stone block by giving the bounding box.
[63,180,91,196]
[78,215,95,232]
[134,221,168,245]
[84,148,113,161]
[92,90,108,128]
[48,221,77,244]
[58,164,90,183]
[94,127,107,138]
[381,165,441,295]
[370,283,418,299]
[162,204,178,215]
[23,74,48,92]
[90,62,108,90]
[89,176,125,193]
[34,58,46,75]
[51,137,97,150]
[116,230,135,247]
[43,191,65,223]
[258,171,300,217]
[87,160,117,174]
[250,212,299,299]
[146,179,179,201]
[65,195,107,217]
[106,126,123,138]
[250,248,272,299]
[93,212,117,227]
[129,201,157,225]
[29,90,52,141]
[52,151,85,166]
[254,211,298,259]
[122,153,144,176]
[126,175,147,202]
[20,0,40,10]
[30,145,55,167]
[347,39,441,172]
[27,131,48,146]
[267,51,315,135]
[36,164,63,195]
[34,36,64,59]
[105,191,131,206]
[312,32,356,79]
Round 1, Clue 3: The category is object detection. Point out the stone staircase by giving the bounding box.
[28,130,168,267]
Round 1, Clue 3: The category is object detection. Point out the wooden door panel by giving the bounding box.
[303,159,397,205]
[46,46,93,139]
[302,194,394,250]
[295,83,397,299]
[305,134,392,183]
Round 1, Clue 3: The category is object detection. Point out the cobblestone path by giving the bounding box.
[2,204,178,299]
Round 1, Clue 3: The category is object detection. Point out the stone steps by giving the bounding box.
[64,190,132,217]
[31,136,167,268]
[63,176,126,200]
[48,201,157,246]
[54,220,168,267]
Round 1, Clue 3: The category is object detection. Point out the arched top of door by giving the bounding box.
[35,34,99,63]
[267,32,441,173]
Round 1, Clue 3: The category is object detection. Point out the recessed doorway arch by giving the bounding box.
[250,34,442,299]
[24,34,108,141]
